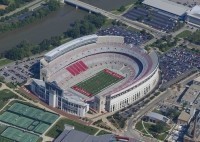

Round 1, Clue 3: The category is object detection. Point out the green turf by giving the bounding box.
[73,69,124,96]
[0,89,19,109]
[46,118,99,138]
[0,58,12,68]
[96,130,111,136]
[1,127,39,142]
[176,30,192,39]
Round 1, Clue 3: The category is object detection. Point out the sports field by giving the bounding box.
[1,127,39,142]
[72,69,124,97]
[0,102,59,138]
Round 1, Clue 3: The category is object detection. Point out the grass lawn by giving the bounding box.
[0,58,12,68]
[96,130,111,136]
[46,118,99,138]
[176,30,192,39]
[143,122,170,141]
[135,121,170,141]
[0,89,19,109]
[135,121,143,131]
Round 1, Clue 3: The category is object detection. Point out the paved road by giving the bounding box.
[64,0,166,37]
[0,0,45,18]
[124,89,172,140]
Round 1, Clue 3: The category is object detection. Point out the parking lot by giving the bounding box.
[160,47,200,84]
[123,7,179,33]
[0,57,41,84]
[97,26,153,45]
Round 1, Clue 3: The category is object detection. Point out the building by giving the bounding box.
[187,5,200,27]
[143,0,190,19]
[143,112,170,124]
[30,35,159,117]
[178,111,193,125]
[181,76,200,106]
[54,128,136,142]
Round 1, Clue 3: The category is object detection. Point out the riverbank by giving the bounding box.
[0,0,134,53]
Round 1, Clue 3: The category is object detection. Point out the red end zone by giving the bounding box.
[103,69,124,79]
[72,86,93,97]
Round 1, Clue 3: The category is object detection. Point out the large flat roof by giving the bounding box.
[187,5,200,19]
[143,0,190,16]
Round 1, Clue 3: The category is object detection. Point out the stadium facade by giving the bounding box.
[30,35,159,117]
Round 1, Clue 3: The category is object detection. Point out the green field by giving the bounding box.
[176,30,192,39]
[72,69,124,96]
[0,58,12,68]
[46,118,99,138]
[0,89,19,109]
[96,130,111,136]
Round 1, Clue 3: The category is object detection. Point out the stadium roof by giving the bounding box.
[187,5,200,19]
[44,34,98,60]
[142,0,190,16]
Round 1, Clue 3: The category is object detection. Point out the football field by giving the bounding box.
[72,69,124,97]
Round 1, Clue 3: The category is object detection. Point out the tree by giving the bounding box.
[150,122,165,133]
[118,6,126,12]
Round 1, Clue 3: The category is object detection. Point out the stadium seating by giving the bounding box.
[66,61,88,76]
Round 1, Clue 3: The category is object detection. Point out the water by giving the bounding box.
[0,0,133,53]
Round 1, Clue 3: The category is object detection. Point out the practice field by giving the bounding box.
[72,69,124,97]
[8,102,59,124]
[0,102,59,135]
[1,127,39,142]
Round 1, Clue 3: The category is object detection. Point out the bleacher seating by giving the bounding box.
[66,61,88,76]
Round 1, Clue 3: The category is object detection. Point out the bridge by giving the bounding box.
[64,0,166,36]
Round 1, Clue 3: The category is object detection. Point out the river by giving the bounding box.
[0,0,133,53]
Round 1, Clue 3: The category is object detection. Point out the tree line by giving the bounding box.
[0,0,60,33]
[0,0,33,16]
[188,29,200,45]
[4,14,106,60]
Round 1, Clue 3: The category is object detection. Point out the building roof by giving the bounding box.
[194,76,200,82]
[181,84,200,104]
[143,0,190,16]
[54,129,136,142]
[32,78,45,87]
[187,5,200,19]
[146,112,169,123]
[178,111,191,122]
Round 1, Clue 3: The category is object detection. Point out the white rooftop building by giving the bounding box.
[143,0,190,19]
[187,5,200,27]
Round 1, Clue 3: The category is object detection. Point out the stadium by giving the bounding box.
[30,34,159,117]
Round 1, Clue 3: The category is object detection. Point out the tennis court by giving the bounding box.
[0,112,34,129]
[8,103,59,124]
[1,127,39,142]
[33,122,50,134]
